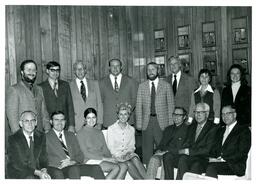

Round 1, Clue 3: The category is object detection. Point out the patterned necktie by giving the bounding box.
[80,80,87,102]
[172,74,177,96]
[195,125,202,141]
[222,126,229,145]
[29,136,36,168]
[59,133,70,158]
[150,82,156,114]
[53,81,58,97]
[114,76,119,92]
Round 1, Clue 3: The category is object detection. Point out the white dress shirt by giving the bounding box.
[48,78,58,90]
[222,121,237,145]
[149,77,159,93]
[53,129,68,147]
[76,77,88,97]
[23,131,34,148]
[172,70,181,88]
[109,73,122,90]
[231,81,241,102]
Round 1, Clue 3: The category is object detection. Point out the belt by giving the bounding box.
[150,113,156,117]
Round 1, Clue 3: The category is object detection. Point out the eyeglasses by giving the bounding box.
[194,111,207,115]
[22,119,36,124]
[172,113,184,117]
[49,68,60,73]
[222,112,235,116]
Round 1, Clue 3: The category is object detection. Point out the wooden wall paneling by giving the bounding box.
[166,7,176,58]
[40,6,53,81]
[247,7,252,78]
[24,6,33,59]
[31,6,43,83]
[50,6,60,66]
[74,6,83,62]
[70,6,77,80]
[14,6,26,82]
[57,6,72,81]
[6,6,17,86]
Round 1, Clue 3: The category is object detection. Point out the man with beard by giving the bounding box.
[6,60,51,134]
[136,62,174,165]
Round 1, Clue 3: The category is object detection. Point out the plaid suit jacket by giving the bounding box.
[136,79,174,130]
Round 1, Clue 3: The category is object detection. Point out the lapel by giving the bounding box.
[33,131,41,158]
[20,81,35,98]
[119,75,127,92]
[17,129,30,150]
[45,79,57,97]
[86,79,93,98]
[106,76,115,92]
[226,86,234,102]
[63,131,72,155]
[222,123,239,147]
[234,85,244,103]
[156,79,163,95]
[177,73,185,93]
[195,121,211,143]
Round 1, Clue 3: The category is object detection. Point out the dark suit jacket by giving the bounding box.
[7,129,48,179]
[166,72,196,113]
[183,120,217,158]
[157,123,188,155]
[46,129,84,168]
[39,79,75,128]
[221,84,251,126]
[99,75,138,127]
[210,123,251,176]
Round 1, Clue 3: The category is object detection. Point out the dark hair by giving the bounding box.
[108,58,122,67]
[174,106,187,116]
[198,68,212,84]
[226,64,247,86]
[46,61,61,70]
[168,56,180,63]
[50,111,65,120]
[20,60,37,71]
[222,104,237,113]
[84,108,97,118]
[147,62,158,69]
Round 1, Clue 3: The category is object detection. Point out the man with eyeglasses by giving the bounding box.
[7,111,51,179]
[175,102,217,179]
[205,105,251,178]
[39,61,75,133]
[146,107,188,179]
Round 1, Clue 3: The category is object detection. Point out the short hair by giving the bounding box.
[84,108,97,118]
[108,58,122,67]
[222,104,237,113]
[198,68,212,84]
[226,64,247,85]
[174,106,187,116]
[20,110,37,120]
[168,56,181,63]
[20,60,37,71]
[146,62,158,69]
[195,102,210,112]
[73,60,86,71]
[46,61,61,70]
[116,102,132,115]
[50,111,65,120]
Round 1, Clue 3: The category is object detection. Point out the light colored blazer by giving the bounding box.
[6,81,50,133]
[70,79,103,132]
[136,79,175,130]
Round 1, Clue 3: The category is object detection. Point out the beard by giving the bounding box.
[147,73,158,81]
[22,73,36,84]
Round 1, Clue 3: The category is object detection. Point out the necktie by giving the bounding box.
[222,126,229,145]
[172,74,177,96]
[80,80,87,102]
[150,82,156,115]
[53,81,58,97]
[29,136,36,168]
[114,76,119,92]
[195,125,202,141]
[59,133,70,158]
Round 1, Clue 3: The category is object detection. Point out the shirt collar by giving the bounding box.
[110,73,122,80]
[194,84,214,93]
[76,77,87,85]
[149,77,159,85]
[232,81,241,87]
[198,120,207,129]
[53,129,64,138]
[48,78,58,89]
[22,130,34,140]
[226,120,237,131]
[172,70,181,79]
[22,80,34,89]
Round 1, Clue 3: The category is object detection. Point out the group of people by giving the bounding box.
[5,56,251,180]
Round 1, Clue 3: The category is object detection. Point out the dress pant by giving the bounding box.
[163,152,180,179]
[205,162,235,178]
[142,116,163,165]
[48,165,80,179]
[79,164,105,179]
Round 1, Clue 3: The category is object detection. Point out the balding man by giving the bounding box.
[7,111,50,179]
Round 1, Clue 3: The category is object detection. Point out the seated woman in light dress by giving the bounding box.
[106,102,147,179]
[76,108,128,179]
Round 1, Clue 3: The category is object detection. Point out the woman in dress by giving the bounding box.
[188,69,221,124]
[106,102,147,179]
[77,108,128,179]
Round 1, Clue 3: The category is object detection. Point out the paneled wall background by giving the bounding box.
[5,6,251,90]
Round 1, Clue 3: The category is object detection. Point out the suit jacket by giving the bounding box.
[99,75,138,127]
[210,123,251,176]
[39,79,75,128]
[46,129,84,168]
[183,120,217,158]
[7,129,48,179]
[221,84,251,126]
[70,79,103,131]
[166,72,196,112]
[6,81,50,134]
[136,79,175,130]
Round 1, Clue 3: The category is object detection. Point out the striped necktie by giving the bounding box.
[59,133,70,158]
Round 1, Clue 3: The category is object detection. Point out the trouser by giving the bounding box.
[48,165,81,179]
[205,162,235,178]
[163,152,180,179]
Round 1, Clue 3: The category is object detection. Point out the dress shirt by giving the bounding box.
[149,77,159,93]
[22,131,34,148]
[110,73,122,90]
[106,121,135,158]
[48,78,58,90]
[231,81,241,102]
[222,121,237,145]
[53,129,68,147]
[76,77,88,97]
[172,70,181,88]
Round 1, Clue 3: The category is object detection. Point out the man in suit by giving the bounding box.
[70,61,103,131]
[6,60,51,134]
[99,58,138,128]
[136,62,175,165]
[46,111,105,179]
[7,111,51,179]
[39,61,75,132]
[175,102,217,179]
[147,107,188,179]
[205,105,251,178]
[166,56,196,113]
